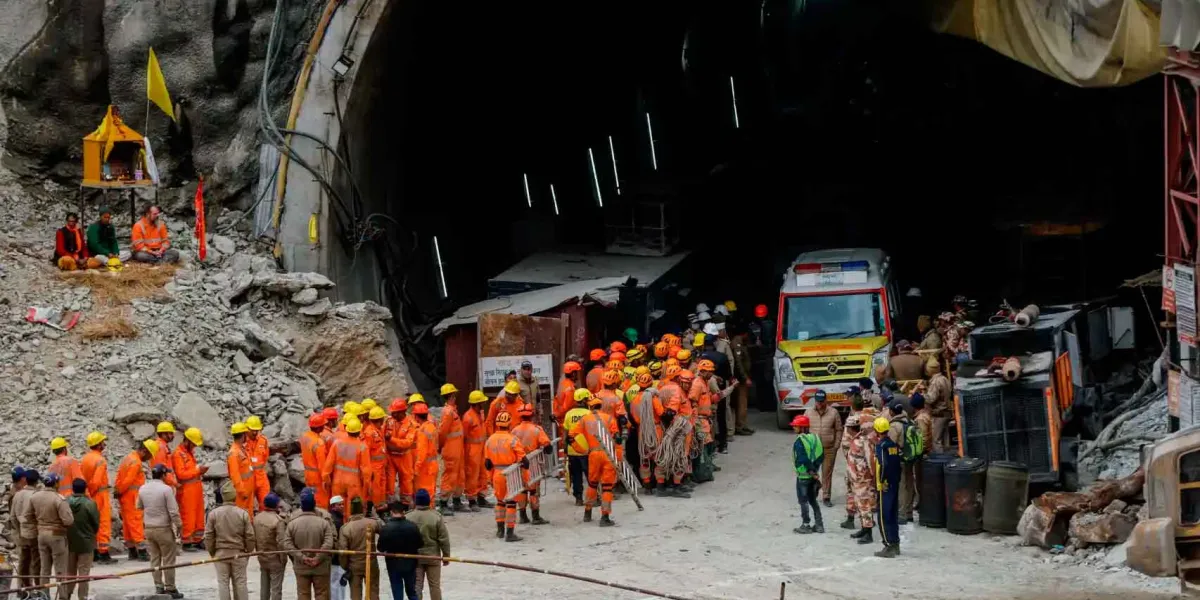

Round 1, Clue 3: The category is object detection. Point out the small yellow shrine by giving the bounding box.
[82,105,154,187]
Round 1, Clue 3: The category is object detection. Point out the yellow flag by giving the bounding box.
[147,48,175,121]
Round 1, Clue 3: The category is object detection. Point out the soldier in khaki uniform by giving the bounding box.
[11,469,40,589]
[253,493,287,600]
[284,488,336,600]
[25,473,74,599]
[205,480,256,600]
[336,498,383,600]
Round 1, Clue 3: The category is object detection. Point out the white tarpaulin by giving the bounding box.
[434,276,629,335]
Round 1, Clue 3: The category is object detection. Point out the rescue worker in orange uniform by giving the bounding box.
[245,415,270,510]
[484,411,527,542]
[300,414,330,509]
[363,405,391,513]
[486,381,524,435]
[570,393,620,526]
[677,370,698,480]
[693,360,721,455]
[596,370,629,422]
[437,384,466,515]
[81,432,116,563]
[628,373,665,489]
[585,349,607,393]
[152,422,179,489]
[512,403,551,525]
[553,361,583,424]
[462,390,492,511]
[322,416,373,508]
[48,437,84,496]
[116,440,156,561]
[227,423,257,518]
[412,404,440,506]
[320,407,339,446]
[173,427,209,549]
[384,398,415,508]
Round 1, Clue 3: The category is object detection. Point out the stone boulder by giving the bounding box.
[125,422,156,441]
[113,404,167,425]
[251,272,334,295]
[171,392,228,449]
[1069,511,1137,544]
[335,301,391,321]
[203,461,228,481]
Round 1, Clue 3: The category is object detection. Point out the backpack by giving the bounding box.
[901,421,924,463]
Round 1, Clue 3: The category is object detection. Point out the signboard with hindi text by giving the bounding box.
[478,354,555,390]
[1177,263,1196,346]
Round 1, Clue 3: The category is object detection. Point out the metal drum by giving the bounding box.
[982,461,1029,535]
[919,453,956,528]
[945,457,987,535]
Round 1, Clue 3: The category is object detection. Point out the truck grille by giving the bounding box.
[793,354,870,383]
[959,386,1051,478]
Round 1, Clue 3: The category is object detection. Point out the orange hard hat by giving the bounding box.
[678,369,695,381]
[602,369,622,385]
[665,357,680,368]
[667,344,682,359]
[697,359,716,372]
[664,364,681,380]
[606,360,623,370]
[518,403,534,416]
[412,403,430,416]
[389,398,408,413]
[755,304,769,318]
[322,407,339,421]
[675,349,692,362]
[609,341,627,354]
[791,415,810,428]
[609,351,626,363]
[654,342,669,358]
[589,348,607,362]
[662,334,680,347]
[563,361,582,374]
[496,411,513,429]
[635,372,653,387]
[309,413,327,428]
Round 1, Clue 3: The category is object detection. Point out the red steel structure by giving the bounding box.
[1166,49,1200,272]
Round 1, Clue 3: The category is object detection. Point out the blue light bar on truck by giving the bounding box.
[792,260,870,286]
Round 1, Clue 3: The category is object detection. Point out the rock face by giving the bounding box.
[172,392,229,449]
[1068,512,1137,544]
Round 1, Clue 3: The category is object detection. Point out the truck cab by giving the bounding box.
[773,248,900,428]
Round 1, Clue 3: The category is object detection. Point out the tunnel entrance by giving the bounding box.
[338,0,1163,386]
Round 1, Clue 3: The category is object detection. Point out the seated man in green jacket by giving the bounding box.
[85,207,122,269]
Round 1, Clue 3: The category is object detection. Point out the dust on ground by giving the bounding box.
[83,412,1182,600]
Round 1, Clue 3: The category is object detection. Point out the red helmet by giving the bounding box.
[609,351,626,363]
[790,415,810,428]
[412,403,430,416]
[589,348,607,362]
[518,403,534,417]
[563,361,582,374]
[309,414,327,428]
[389,398,408,413]
[322,407,339,421]
[755,304,768,318]
[609,341,628,354]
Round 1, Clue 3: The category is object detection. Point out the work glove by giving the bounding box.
[484,458,494,471]
[340,573,349,587]
[520,457,529,469]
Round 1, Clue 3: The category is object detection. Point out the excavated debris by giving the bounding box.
[0,173,410,544]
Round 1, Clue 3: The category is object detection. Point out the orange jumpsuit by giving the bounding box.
[114,452,146,549]
[553,378,577,423]
[570,411,619,516]
[462,407,488,498]
[596,388,628,421]
[485,395,523,436]
[320,427,336,447]
[511,421,550,511]
[413,419,439,499]
[152,436,178,488]
[299,430,330,509]
[689,377,715,442]
[438,404,465,502]
[585,367,604,394]
[227,441,256,518]
[385,416,416,505]
[48,454,83,496]
[249,434,270,508]
[322,435,372,508]
[363,422,390,507]
[172,445,205,544]
[629,390,665,485]
[483,430,526,529]
[80,449,112,554]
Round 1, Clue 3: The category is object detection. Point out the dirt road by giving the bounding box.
[86,411,1179,600]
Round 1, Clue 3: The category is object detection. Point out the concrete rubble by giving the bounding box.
[0,171,410,548]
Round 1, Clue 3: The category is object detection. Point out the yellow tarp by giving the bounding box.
[83,105,144,161]
[931,0,1165,87]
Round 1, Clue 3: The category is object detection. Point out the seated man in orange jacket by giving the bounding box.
[131,205,180,264]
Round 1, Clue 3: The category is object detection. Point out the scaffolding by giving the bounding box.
[603,198,679,257]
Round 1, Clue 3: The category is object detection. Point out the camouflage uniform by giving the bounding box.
[847,423,876,529]
[841,417,859,519]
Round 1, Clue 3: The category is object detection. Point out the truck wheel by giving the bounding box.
[777,406,792,430]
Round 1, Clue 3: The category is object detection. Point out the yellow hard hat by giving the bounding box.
[50,437,68,451]
[85,431,107,448]
[360,399,378,411]
[724,300,738,312]
[573,388,592,403]
[156,421,176,434]
[368,406,387,420]
[342,401,356,413]
[345,417,363,434]
[623,366,636,377]
[106,257,123,272]
[440,383,459,396]
[142,439,160,455]
[873,417,890,434]
[635,366,651,376]
[468,390,489,404]
[693,333,706,347]
[230,422,248,435]
[504,381,520,395]
[343,401,362,417]
[245,416,264,431]
[184,427,203,446]
[409,394,426,405]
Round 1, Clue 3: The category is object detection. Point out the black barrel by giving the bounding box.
[944,457,987,535]
[982,461,1029,535]
[919,453,956,528]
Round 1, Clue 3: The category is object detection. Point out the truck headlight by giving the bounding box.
[776,357,797,383]
[871,348,889,373]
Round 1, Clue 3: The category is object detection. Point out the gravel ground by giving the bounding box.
[83,411,1181,600]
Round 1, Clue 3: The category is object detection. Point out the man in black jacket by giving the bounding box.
[377,501,423,600]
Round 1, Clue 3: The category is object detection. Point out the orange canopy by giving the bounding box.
[83,106,143,162]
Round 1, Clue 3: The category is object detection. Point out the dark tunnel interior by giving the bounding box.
[339,0,1164,383]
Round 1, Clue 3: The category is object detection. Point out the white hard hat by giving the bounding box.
[713,305,729,316]
[906,287,923,298]
[330,495,344,505]
[697,311,711,321]
[703,323,720,336]
[695,303,710,314]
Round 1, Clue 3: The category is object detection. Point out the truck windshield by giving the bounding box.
[781,292,885,341]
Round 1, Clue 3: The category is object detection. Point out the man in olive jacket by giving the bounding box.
[64,478,99,600]
[336,498,383,600]
[284,488,336,600]
[405,489,451,600]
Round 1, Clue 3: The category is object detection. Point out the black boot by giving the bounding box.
[504,527,523,542]
[129,547,139,561]
[874,543,899,558]
[531,509,549,525]
[476,494,493,508]
[599,515,615,527]
[138,548,150,561]
[793,524,813,534]
[167,589,184,599]
[96,551,117,564]
[453,497,467,512]
[495,522,505,538]
[574,496,584,506]
[584,508,593,522]
[438,501,454,516]
[840,515,856,529]
[466,499,480,512]
[857,529,874,545]
[519,508,530,524]
[850,527,868,539]
[813,518,825,534]
[662,486,691,499]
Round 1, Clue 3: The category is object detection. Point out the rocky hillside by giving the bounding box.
[0,169,411,508]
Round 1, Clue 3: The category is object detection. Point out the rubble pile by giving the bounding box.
[0,173,410,510]
[1016,469,1147,569]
